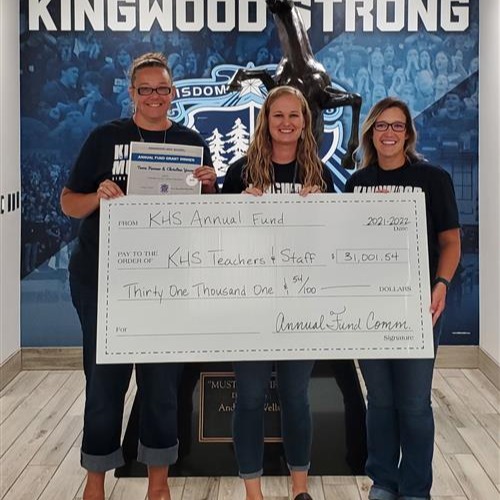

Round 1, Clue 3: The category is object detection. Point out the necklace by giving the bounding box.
[136,124,168,143]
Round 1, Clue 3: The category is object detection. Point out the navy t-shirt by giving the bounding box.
[222,156,334,194]
[66,118,213,286]
[344,160,460,279]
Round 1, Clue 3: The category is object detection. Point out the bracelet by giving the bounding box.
[433,276,450,289]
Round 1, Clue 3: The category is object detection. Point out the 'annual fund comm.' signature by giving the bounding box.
[275,307,411,333]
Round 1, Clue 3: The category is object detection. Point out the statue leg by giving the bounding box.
[341,94,362,169]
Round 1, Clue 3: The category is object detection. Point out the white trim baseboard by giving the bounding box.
[478,348,500,389]
[0,350,22,391]
[435,345,479,368]
[20,345,486,371]
[22,347,83,370]
[18,345,500,390]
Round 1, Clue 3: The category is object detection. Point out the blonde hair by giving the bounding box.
[244,86,326,191]
[129,52,172,85]
[356,96,422,169]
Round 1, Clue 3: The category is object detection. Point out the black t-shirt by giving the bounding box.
[66,118,214,286]
[221,156,335,194]
[344,160,460,279]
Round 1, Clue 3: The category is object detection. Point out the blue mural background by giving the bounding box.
[19,0,479,347]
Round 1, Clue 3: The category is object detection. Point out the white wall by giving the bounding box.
[479,0,500,364]
[0,0,21,365]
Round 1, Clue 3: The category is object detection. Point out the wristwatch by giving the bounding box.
[433,276,450,289]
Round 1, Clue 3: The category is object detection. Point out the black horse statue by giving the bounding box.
[229,0,362,169]
[116,3,368,477]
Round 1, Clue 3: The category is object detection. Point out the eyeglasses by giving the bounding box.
[134,86,172,96]
[374,121,407,132]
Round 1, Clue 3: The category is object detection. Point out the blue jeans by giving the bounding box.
[232,360,314,478]
[70,278,182,472]
[359,323,441,500]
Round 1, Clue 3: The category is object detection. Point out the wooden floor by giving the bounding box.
[1,368,498,500]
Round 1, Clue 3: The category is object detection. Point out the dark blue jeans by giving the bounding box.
[232,360,314,478]
[70,277,182,472]
[359,323,442,500]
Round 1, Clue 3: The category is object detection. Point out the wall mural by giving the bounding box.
[20,0,479,347]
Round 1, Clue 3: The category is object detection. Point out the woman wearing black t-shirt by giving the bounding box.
[223,86,333,500]
[345,97,461,500]
[61,53,216,500]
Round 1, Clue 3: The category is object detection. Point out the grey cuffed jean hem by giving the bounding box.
[398,496,431,500]
[81,448,125,472]
[137,439,179,467]
[369,485,398,500]
[239,468,264,479]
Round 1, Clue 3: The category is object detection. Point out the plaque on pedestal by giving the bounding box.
[116,360,366,477]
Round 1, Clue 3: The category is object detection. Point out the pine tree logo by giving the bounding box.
[225,118,250,164]
[206,128,228,177]
[173,64,345,189]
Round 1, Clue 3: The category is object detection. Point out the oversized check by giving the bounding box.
[97,193,434,363]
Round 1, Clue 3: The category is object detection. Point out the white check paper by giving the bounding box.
[97,193,434,363]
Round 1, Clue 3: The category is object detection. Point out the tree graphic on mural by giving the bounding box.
[225,118,250,164]
[206,127,228,176]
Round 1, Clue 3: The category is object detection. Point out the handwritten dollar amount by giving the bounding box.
[334,249,407,264]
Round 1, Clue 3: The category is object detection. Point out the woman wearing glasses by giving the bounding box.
[61,52,216,500]
[345,97,460,500]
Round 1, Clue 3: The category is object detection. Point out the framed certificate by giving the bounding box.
[126,141,203,195]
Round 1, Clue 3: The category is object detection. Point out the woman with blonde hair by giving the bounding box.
[224,85,329,195]
[223,86,333,500]
[346,97,460,500]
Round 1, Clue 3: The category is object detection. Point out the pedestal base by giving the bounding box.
[116,360,366,477]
